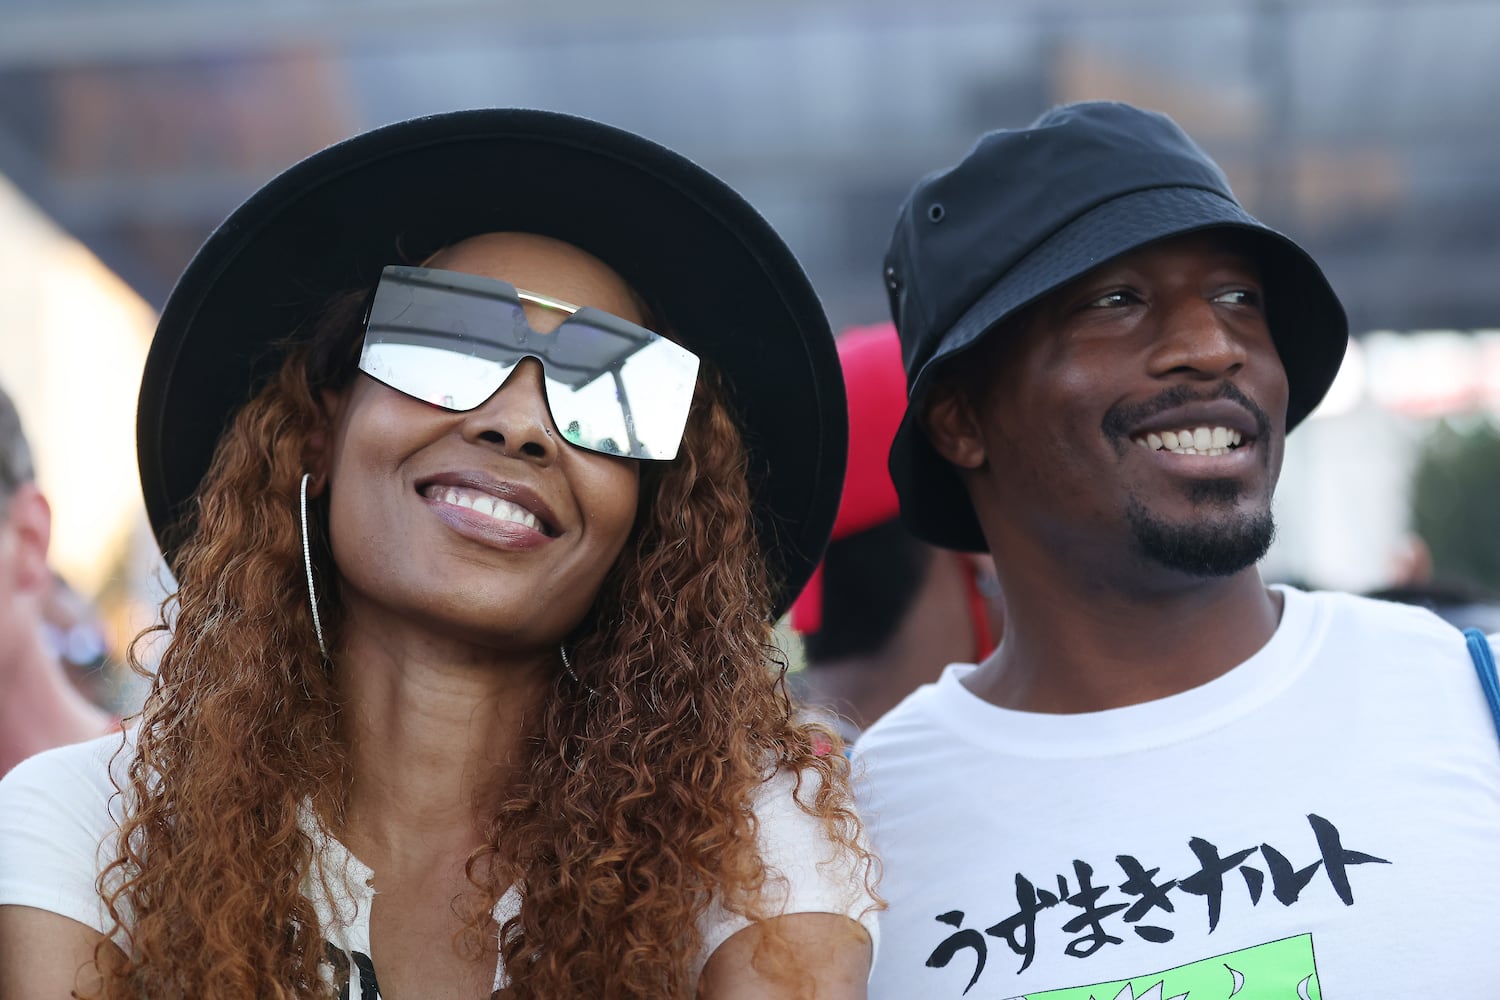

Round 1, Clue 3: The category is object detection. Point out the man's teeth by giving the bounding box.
[432,487,543,531]
[1133,426,1243,457]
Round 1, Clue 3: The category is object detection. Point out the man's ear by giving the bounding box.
[4,483,53,595]
[922,383,988,471]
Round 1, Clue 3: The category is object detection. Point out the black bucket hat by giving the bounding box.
[884,101,1348,551]
[137,108,846,618]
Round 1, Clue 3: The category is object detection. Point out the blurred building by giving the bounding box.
[0,0,1497,601]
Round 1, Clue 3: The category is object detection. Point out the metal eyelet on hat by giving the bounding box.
[884,265,900,292]
[927,203,945,223]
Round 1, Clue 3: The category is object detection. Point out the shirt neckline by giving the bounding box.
[300,810,519,990]
[921,585,1326,759]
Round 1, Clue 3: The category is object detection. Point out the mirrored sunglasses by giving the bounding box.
[359,265,701,461]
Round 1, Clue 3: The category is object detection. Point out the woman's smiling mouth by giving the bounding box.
[424,484,548,533]
[415,474,562,542]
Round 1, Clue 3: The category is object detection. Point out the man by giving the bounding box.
[0,384,114,776]
[855,101,1500,997]
[788,324,1003,740]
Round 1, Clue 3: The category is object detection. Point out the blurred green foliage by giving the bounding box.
[1411,418,1500,592]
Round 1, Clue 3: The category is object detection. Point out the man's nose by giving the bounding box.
[1146,296,1251,381]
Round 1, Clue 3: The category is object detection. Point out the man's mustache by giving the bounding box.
[1101,382,1274,446]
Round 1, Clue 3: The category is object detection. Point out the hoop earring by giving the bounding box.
[559,644,598,697]
[300,473,328,660]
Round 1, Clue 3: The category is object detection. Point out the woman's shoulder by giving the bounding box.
[694,762,880,976]
[0,729,127,811]
[748,765,842,835]
[0,730,130,935]
[747,764,879,920]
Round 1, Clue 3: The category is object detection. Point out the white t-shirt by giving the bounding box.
[0,733,878,995]
[854,587,1500,998]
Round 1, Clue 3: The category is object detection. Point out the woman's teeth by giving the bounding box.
[1132,426,1243,457]
[430,486,543,532]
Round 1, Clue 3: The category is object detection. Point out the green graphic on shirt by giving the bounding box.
[1003,933,1320,1000]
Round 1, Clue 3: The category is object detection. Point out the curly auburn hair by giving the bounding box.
[95,288,874,999]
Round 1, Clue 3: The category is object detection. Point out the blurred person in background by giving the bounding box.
[1366,576,1500,633]
[0,383,114,777]
[1366,532,1500,633]
[1369,422,1500,632]
[856,101,1500,996]
[42,570,124,710]
[789,324,1002,740]
[0,110,877,999]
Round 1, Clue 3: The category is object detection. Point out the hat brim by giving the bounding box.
[891,185,1348,551]
[137,109,846,618]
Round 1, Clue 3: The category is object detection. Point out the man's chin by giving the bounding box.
[1125,497,1276,579]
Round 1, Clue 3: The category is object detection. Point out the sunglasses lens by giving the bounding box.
[537,309,699,460]
[361,342,519,412]
[359,267,699,460]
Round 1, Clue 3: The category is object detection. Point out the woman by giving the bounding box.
[0,110,876,998]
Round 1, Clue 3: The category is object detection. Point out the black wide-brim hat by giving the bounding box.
[884,101,1349,551]
[137,109,846,618]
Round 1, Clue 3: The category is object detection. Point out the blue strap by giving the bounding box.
[1464,628,1500,743]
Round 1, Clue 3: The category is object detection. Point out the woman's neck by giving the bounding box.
[333,622,554,864]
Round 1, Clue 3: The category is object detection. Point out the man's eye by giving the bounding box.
[1086,291,1134,308]
[1215,288,1264,307]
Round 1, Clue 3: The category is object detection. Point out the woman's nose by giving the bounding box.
[459,358,558,462]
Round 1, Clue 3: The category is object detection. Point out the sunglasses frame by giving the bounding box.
[358,265,700,461]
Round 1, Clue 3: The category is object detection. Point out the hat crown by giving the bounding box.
[881,101,1347,552]
[885,101,1236,385]
[138,108,845,618]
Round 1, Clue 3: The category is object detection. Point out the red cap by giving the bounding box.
[789,323,907,633]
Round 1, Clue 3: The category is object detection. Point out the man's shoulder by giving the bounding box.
[1295,586,1477,645]
[854,671,960,756]
[851,671,986,812]
[1308,590,1482,638]
[1285,587,1496,694]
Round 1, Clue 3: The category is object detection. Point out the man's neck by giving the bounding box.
[965,566,1282,714]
